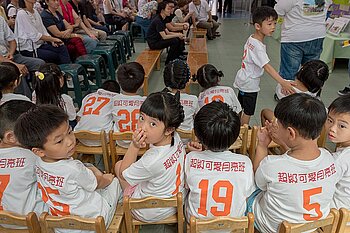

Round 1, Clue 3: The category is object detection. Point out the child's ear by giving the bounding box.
[165,127,175,136]
[254,22,261,30]
[2,131,18,145]
[31,148,46,158]
[287,127,297,140]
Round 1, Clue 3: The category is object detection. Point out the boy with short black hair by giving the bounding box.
[234,6,295,125]
[0,100,46,220]
[252,93,338,232]
[113,62,146,148]
[185,101,255,222]
[325,95,350,210]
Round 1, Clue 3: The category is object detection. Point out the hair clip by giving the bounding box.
[35,71,45,80]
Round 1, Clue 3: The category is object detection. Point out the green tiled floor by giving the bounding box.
[130,18,350,127]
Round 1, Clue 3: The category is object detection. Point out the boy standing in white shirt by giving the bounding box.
[251,93,338,233]
[0,100,46,221]
[233,6,295,125]
[325,95,350,210]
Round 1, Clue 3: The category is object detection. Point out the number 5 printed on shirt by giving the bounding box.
[38,183,70,216]
[303,187,323,221]
[82,96,110,116]
[198,179,233,217]
[0,175,10,210]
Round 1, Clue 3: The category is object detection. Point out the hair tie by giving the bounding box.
[35,71,45,80]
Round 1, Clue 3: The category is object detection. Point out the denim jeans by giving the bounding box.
[135,16,151,36]
[279,38,324,80]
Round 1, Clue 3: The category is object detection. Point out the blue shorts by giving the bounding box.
[245,188,262,230]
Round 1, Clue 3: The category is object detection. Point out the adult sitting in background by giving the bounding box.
[59,0,98,53]
[135,0,159,34]
[80,0,110,34]
[189,0,220,40]
[0,15,45,98]
[103,0,129,31]
[41,0,87,61]
[69,0,107,40]
[15,0,71,64]
[146,1,185,64]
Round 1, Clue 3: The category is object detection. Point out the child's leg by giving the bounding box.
[237,91,258,126]
[114,161,131,190]
[260,108,274,126]
[241,113,251,126]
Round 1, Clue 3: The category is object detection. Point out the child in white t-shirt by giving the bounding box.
[0,62,31,105]
[113,62,146,148]
[185,101,255,224]
[261,60,329,125]
[75,80,120,146]
[233,6,295,125]
[325,95,350,210]
[163,59,198,132]
[32,63,76,123]
[0,100,46,226]
[251,93,338,233]
[115,91,186,222]
[15,105,122,233]
[194,64,241,114]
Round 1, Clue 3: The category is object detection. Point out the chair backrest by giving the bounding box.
[0,211,40,233]
[109,131,148,172]
[337,208,350,233]
[317,126,327,148]
[74,130,110,173]
[189,212,254,233]
[229,124,249,155]
[39,212,107,233]
[123,192,183,233]
[176,129,196,142]
[279,208,339,233]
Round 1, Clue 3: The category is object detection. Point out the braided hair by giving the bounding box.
[163,59,191,90]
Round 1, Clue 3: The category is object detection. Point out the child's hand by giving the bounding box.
[187,141,203,152]
[257,126,272,148]
[103,173,114,184]
[132,128,147,148]
[281,80,296,95]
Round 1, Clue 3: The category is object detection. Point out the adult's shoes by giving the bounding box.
[338,87,350,96]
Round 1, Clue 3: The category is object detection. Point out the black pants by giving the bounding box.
[148,38,184,64]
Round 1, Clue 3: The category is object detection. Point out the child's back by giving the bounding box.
[185,101,254,222]
[253,93,338,233]
[75,81,120,146]
[195,64,241,112]
[114,62,146,147]
[0,100,46,217]
[179,92,198,130]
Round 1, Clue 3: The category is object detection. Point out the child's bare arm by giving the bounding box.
[263,63,296,95]
[253,127,271,173]
[87,166,114,189]
[118,128,146,181]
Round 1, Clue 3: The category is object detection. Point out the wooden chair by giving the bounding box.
[0,211,40,233]
[189,212,254,233]
[279,208,339,233]
[74,130,110,173]
[337,208,350,233]
[317,126,327,148]
[229,124,249,155]
[39,211,123,233]
[176,129,196,142]
[109,131,148,172]
[123,192,184,233]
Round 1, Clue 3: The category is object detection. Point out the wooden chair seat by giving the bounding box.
[135,49,162,95]
[0,211,40,233]
[192,28,207,38]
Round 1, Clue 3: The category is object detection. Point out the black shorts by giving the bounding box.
[237,90,258,116]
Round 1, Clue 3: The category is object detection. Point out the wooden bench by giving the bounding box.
[135,49,162,95]
[186,38,208,93]
[192,28,207,38]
